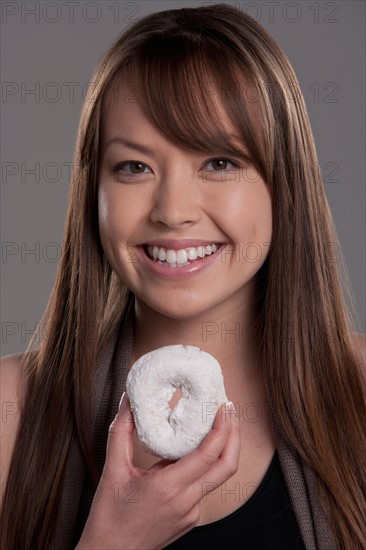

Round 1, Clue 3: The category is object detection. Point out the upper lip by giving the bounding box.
[142,239,223,250]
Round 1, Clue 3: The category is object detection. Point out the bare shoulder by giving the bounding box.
[0,353,27,506]
[351,332,366,357]
[0,352,26,407]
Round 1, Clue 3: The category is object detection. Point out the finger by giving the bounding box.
[104,392,135,476]
[194,409,241,501]
[163,402,235,486]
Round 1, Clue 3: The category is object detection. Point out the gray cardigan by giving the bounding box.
[54,296,336,549]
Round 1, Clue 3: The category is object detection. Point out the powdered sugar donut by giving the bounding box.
[126,345,228,460]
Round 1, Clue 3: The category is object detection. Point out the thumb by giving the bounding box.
[105,392,135,475]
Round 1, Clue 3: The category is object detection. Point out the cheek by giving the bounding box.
[250,196,272,242]
[98,187,110,234]
[98,188,120,258]
[207,183,272,243]
[98,185,138,240]
[98,186,132,269]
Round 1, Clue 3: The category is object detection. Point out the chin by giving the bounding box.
[142,295,214,321]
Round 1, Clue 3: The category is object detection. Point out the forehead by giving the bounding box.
[100,72,241,148]
[100,81,161,142]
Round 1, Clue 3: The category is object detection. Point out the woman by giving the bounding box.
[1,4,365,549]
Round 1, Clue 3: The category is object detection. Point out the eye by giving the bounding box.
[204,158,241,173]
[112,157,242,182]
[113,161,151,180]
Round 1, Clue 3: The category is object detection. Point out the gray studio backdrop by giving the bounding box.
[1,0,365,356]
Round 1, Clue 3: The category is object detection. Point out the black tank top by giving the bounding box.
[164,450,305,549]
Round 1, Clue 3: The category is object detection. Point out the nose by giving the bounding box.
[150,169,202,228]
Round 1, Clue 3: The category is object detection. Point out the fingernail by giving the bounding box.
[118,392,126,412]
[225,401,236,413]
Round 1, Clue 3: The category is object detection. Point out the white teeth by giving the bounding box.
[187,247,198,260]
[197,245,205,258]
[176,249,188,264]
[157,248,166,261]
[166,250,176,264]
[146,243,220,265]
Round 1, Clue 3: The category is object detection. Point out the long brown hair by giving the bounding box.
[1,4,365,548]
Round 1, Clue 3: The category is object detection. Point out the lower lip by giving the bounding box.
[136,245,225,280]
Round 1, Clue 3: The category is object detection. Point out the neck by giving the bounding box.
[130,282,265,406]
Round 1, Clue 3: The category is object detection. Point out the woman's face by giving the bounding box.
[98,87,272,321]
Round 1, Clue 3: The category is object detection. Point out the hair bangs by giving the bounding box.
[116,34,266,175]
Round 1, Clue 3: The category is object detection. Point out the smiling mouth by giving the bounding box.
[142,243,224,268]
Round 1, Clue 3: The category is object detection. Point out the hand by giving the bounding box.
[75,394,240,550]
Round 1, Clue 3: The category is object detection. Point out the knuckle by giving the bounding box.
[226,464,238,479]
[186,507,200,528]
[232,416,241,431]
[108,419,119,435]
[223,457,239,478]
[174,503,200,531]
[154,483,169,501]
[199,448,218,467]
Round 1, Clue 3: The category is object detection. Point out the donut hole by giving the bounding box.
[169,386,183,410]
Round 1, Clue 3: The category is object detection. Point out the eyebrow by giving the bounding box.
[104,137,155,156]
[104,135,252,163]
